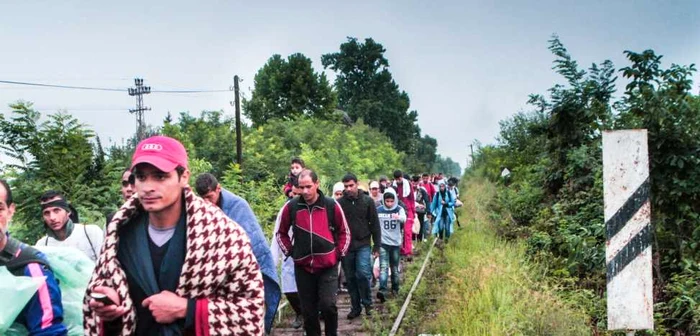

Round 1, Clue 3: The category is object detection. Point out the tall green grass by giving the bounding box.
[412,176,591,335]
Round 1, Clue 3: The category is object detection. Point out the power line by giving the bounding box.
[0,80,124,92]
[0,79,230,93]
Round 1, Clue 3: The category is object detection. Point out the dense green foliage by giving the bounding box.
[321,37,420,153]
[470,35,700,334]
[243,53,337,126]
[0,102,121,243]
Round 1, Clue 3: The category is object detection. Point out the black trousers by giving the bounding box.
[295,264,339,336]
[285,292,302,316]
[416,212,427,240]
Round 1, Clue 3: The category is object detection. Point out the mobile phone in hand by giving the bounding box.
[90,292,115,306]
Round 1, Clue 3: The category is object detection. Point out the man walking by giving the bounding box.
[84,135,265,335]
[337,173,381,318]
[275,169,350,336]
[195,172,281,334]
[36,190,104,262]
[0,179,68,335]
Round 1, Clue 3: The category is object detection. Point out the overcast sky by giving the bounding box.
[1,1,698,170]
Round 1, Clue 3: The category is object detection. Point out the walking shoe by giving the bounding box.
[292,314,303,329]
[377,291,386,303]
[347,310,361,320]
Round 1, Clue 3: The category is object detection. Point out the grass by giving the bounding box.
[364,236,436,334]
[400,176,592,336]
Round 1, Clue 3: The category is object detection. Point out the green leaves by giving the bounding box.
[322,37,421,153]
[471,37,700,334]
[243,53,337,126]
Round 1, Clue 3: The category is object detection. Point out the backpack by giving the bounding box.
[288,196,338,242]
[1,237,50,277]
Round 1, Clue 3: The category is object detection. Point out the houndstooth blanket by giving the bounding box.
[82,186,264,335]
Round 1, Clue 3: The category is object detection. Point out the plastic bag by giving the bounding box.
[0,267,43,333]
[8,247,96,335]
[412,217,421,235]
[373,257,380,279]
[37,246,95,336]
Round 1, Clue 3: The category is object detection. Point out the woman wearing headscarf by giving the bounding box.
[429,180,456,243]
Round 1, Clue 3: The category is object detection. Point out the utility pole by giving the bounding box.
[469,144,475,167]
[230,75,242,165]
[128,78,151,141]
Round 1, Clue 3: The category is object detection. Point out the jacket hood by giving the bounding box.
[382,188,399,210]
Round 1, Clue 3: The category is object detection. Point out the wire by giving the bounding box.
[0,80,125,92]
[151,89,230,93]
[0,80,230,94]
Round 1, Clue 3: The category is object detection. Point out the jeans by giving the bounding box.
[379,244,400,294]
[343,245,373,312]
[295,264,339,336]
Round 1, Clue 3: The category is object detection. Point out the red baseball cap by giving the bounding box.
[131,135,188,172]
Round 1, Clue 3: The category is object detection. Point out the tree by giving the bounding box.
[243,53,337,126]
[432,155,462,177]
[403,135,438,174]
[322,37,420,152]
[160,110,239,176]
[0,102,120,243]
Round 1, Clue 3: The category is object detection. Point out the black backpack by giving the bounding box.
[288,196,339,242]
[0,237,51,276]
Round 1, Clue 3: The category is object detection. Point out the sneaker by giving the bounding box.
[365,305,373,316]
[347,310,361,320]
[377,291,386,303]
[292,314,303,329]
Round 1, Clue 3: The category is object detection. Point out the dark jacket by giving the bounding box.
[114,207,194,336]
[1,235,67,336]
[415,186,431,215]
[276,191,350,273]
[338,191,381,253]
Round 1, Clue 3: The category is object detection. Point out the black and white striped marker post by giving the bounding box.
[603,130,653,333]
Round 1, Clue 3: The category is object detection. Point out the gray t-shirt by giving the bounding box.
[376,204,407,246]
[148,224,176,247]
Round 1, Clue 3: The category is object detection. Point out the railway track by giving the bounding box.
[271,238,438,336]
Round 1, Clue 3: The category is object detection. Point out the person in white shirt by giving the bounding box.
[35,190,104,262]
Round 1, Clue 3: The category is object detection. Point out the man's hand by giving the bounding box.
[88,286,127,322]
[372,250,379,259]
[142,291,187,324]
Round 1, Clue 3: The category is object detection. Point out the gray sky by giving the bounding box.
[1,1,698,170]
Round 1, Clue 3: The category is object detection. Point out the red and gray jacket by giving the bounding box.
[275,191,350,273]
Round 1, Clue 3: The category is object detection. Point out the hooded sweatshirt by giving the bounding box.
[376,189,407,247]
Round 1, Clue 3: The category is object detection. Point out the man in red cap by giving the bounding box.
[84,135,265,335]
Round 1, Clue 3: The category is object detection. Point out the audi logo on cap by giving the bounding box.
[142,144,163,151]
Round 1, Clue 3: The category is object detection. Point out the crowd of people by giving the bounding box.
[0,135,461,336]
